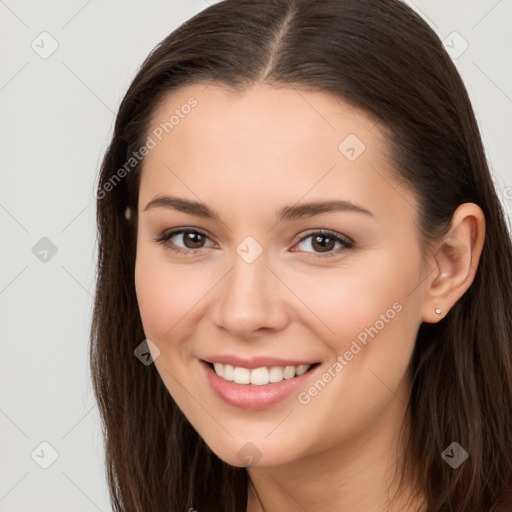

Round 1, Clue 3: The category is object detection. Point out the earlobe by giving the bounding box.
[125,207,132,220]
[421,203,485,324]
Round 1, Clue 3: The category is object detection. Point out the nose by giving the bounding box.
[210,248,290,339]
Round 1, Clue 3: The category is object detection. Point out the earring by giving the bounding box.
[435,308,442,316]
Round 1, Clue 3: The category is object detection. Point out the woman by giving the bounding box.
[90,0,512,510]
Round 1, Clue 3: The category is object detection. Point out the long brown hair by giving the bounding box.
[90,0,512,510]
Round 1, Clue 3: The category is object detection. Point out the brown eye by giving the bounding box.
[155,228,215,255]
[311,235,336,253]
[293,230,353,258]
[181,231,206,249]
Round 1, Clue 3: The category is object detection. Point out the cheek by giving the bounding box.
[134,250,200,343]
[282,260,421,455]
[291,252,417,352]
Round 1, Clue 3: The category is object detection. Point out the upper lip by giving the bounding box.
[201,355,317,369]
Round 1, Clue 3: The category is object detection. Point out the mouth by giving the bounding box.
[203,361,320,386]
[200,359,322,410]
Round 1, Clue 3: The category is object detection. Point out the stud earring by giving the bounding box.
[435,308,442,316]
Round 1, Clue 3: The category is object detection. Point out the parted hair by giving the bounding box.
[90,1,512,510]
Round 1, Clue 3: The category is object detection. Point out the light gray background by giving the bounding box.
[1,1,511,510]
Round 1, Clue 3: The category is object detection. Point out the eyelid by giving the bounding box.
[154,227,353,257]
[291,229,353,258]
[153,227,216,251]
[294,228,353,247]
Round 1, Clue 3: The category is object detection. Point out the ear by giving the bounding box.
[125,207,132,220]
[421,203,485,323]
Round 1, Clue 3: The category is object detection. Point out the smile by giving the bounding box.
[200,358,320,410]
[211,362,311,385]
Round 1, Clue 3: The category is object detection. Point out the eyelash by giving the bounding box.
[153,228,354,259]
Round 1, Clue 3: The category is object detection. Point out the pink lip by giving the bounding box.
[202,355,316,369]
[199,359,320,410]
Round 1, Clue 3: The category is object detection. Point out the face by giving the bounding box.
[134,82,429,468]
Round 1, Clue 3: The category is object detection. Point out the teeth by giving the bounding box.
[283,366,295,379]
[233,367,250,384]
[250,367,269,385]
[295,364,309,376]
[223,364,234,381]
[269,366,283,383]
[211,363,311,385]
[213,362,224,377]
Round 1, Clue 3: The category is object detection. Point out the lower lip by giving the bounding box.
[200,360,318,410]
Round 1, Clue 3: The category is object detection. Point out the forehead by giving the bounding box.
[138,82,416,226]
[147,82,378,163]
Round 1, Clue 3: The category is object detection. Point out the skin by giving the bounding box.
[133,82,485,511]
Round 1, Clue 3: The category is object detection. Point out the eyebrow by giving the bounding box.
[143,195,374,221]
